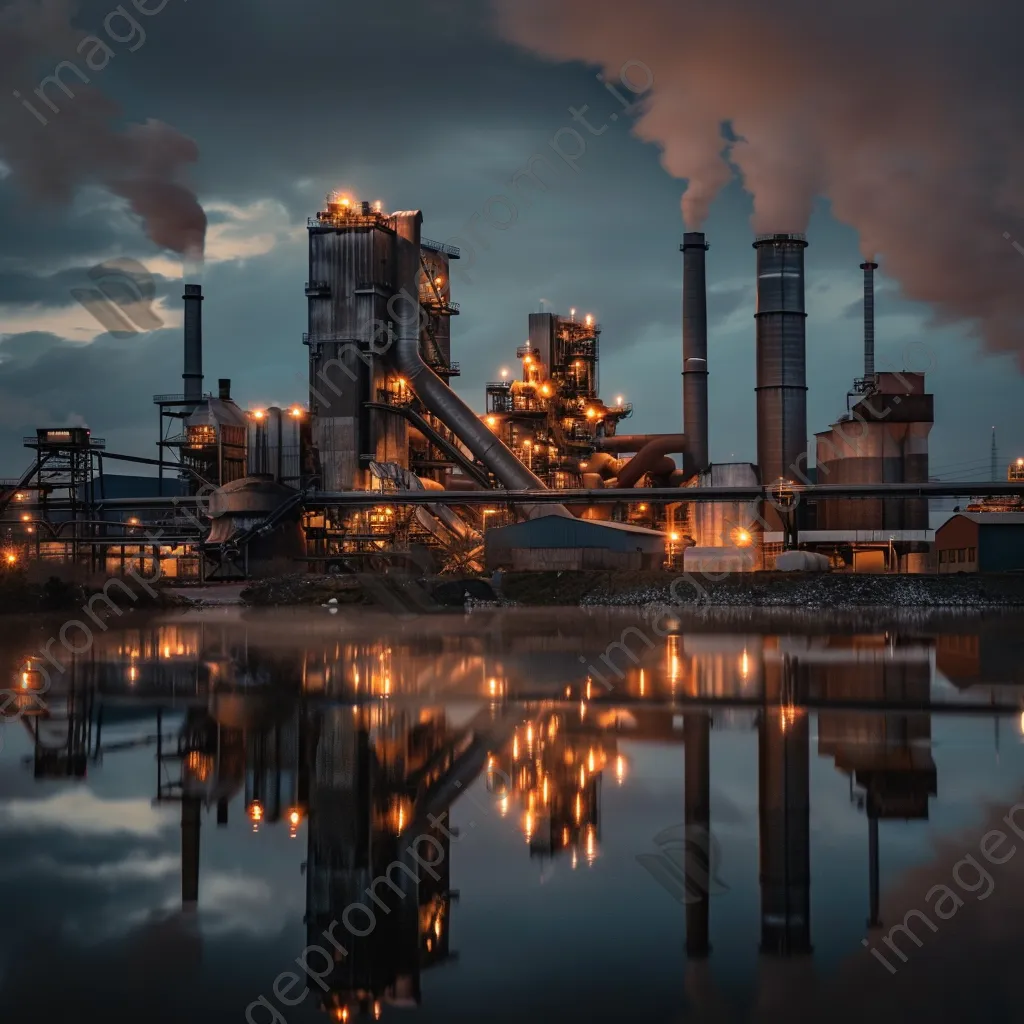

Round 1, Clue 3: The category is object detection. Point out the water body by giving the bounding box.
[1,607,1023,1023]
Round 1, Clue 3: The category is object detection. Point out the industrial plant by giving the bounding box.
[0,193,1019,580]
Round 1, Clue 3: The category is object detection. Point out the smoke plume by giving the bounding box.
[0,0,205,259]
[495,0,1024,362]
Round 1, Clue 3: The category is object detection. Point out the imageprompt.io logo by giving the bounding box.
[636,824,730,904]
[72,258,164,339]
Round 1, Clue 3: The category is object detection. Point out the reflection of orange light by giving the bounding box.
[4,554,15,565]
[615,755,626,784]
[248,801,264,829]
[288,809,302,827]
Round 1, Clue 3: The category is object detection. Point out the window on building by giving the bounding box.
[939,550,947,563]
[957,549,965,562]
[968,547,976,561]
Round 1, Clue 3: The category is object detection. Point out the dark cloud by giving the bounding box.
[0,0,1018,471]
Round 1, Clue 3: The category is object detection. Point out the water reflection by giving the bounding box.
[2,610,1024,1021]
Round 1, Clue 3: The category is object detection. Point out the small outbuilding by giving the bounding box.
[484,516,665,572]
[935,512,1024,573]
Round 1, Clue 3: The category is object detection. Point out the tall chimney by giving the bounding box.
[681,232,710,477]
[181,796,200,904]
[182,283,204,402]
[754,233,809,488]
[860,260,878,380]
[218,378,231,401]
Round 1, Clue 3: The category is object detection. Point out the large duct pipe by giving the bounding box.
[390,212,568,519]
[754,234,809,487]
[860,260,878,380]
[682,232,710,477]
[616,434,689,489]
[182,283,203,403]
[595,433,688,454]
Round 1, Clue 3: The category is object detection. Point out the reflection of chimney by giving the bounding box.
[181,797,201,904]
[681,233,710,477]
[684,711,711,957]
[860,260,878,380]
[218,378,231,401]
[216,798,229,826]
[182,284,204,402]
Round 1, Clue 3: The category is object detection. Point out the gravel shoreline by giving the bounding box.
[232,570,1024,611]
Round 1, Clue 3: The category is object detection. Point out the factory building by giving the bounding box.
[811,372,933,572]
[5,186,1013,581]
[484,516,664,572]
[935,512,1024,573]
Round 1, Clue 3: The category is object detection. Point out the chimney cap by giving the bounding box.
[183,284,203,298]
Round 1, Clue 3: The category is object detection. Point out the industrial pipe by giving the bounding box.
[617,435,689,489]
[390,212,568,519]
[583,452,622,479]
[595,433,688,455]
[182,283,203,403]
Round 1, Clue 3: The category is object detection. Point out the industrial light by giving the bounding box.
[735,528,752,546]
[14,493,24,501]
[616,395,624,406]
[570,307,576,316]
[638,503,648,511]
[373,200,382,211]
[435,276,444,286]
[486,415,498,427]
[575,360,583,368]
[523,354,532,364]
[585,314,593,326]
[523,439,532,447]
[290,406,304,417]
[1018,458,1024,466]
[253,409,265,420]
[20,514,29,522]
[669,532,680,542]
[500,368,509,379]
[340,197,351,207]
[4,554,15,565]
[128,517,140,526]
[585,408,597,419]
[540,384,551,396]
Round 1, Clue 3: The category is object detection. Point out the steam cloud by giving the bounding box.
[0,0,206,259]
[495,0,1024,362]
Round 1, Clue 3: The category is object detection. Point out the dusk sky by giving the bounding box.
[1,0,1021,486]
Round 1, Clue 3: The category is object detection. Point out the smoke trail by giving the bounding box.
[0,0,205,259]
[494,0,1024,362]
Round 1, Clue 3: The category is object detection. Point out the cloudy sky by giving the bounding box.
[0,0,1021,487]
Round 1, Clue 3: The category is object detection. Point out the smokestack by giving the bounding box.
[754,233,809,488]
[218,378,231,401]
[182,284,204,402]
[181,796,200,905]
[860,260,878,380]
[681,232,710,476]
